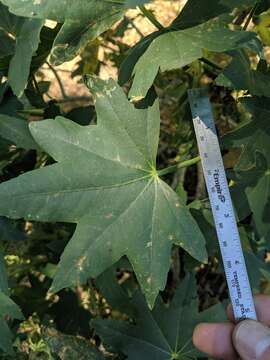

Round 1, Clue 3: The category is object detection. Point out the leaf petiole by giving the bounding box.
[138,5,164,30]
[158,156,201,176]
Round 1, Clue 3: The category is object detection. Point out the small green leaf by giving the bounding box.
[224,96,270,239]
[92,274,226,359]
[170,0,230,30]
[119,31,161,86]
[0,115,39,150]
[8,18,44,97]
[0,77,207,307]
[0,4,43,97]
[216,50,270,97]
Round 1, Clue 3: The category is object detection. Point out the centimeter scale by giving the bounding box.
[188,88,257,322]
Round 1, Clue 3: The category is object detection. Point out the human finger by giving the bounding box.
[227,295,270,325]
[193,322,238,359]
[233,319,270,360]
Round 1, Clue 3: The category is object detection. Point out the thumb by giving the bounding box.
[233,320,270,360]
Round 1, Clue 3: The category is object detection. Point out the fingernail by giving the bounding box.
[233,320,270,360]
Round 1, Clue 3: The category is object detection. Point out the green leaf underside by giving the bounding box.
[171,0,229,30]
[0,77,206,307]
[129,20,259,99]
[0,296,23,354]
[0,3,24,51]
[216,50,270,97]
[167,0,257,32]
[93,275,226,360]
[224,96,270,239]
[245,251,270,292]
[8,18,44,97]
[0,115,39,150]
[0,3,43,97]
[0,253,8,294]
[0,0,151,65]
[0,217,26,242]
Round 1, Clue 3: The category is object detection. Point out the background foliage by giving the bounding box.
[0,0,270,359]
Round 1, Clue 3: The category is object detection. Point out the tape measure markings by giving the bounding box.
[188,88,257,321]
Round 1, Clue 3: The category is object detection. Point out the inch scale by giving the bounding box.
[188,88,257,322]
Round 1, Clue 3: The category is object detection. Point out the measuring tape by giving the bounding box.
[188,88,257,321]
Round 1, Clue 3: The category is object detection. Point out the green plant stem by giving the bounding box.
[200,57,222,71]
[46,61,68,99]
[242,2,258,30]
[18,109,44,116]
[124,15,144,37]
[139,5,164,30]
[32,75,43,97]
[158,156,201,176]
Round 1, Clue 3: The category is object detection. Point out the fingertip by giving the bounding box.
[226,303,235,322]
[253,295,270,326]
[227,295,270,325]
[193,322,238,360]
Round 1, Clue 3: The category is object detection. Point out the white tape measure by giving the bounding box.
[188,88,257,321]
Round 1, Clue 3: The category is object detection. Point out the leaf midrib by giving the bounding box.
[55,178,154,287]
[96,321,171,356]
[1,173,152,199]
[34,123,152,172]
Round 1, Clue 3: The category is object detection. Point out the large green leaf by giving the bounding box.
[0,77,207,307]
[129,21,259,99]
[224,96,270,239]
[92,274,226,359]
[216,50,270,96]
[0,0,151,65]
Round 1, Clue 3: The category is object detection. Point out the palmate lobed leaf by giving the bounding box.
[128,20,260,99]
[0,76,207,307]
[0,0,151,65]
[92,274,226,360]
